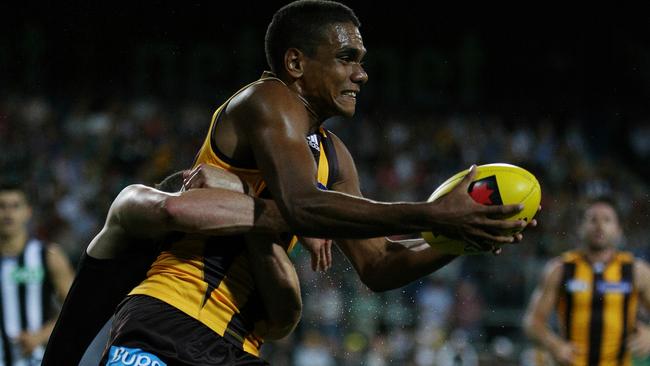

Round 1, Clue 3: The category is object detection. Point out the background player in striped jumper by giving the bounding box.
[0,181,74,365]
[524,196,650,366]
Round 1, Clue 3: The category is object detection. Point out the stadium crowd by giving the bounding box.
[1,94,648,365]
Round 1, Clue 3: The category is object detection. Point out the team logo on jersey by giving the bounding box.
[306,134,320,152]
[107,346,166,366]
[597,281,632,294]
[468,176,503,206]
[11,266,44,284]
[566,279,589,292]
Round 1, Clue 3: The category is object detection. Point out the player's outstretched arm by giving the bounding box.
[229,83,524,243]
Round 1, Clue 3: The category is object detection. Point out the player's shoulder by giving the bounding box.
[111,184,148,205]
[633,256,650,275]
[541,256,565,283]
[228,77,309,122]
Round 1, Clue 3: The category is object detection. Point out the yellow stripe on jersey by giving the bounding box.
[569,255,593,366]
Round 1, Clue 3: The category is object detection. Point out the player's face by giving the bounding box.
[301,22,368,119]
[579,202,621,251]
[0,191,31,237]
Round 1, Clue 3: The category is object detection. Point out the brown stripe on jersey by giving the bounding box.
[617,262,634,364]
[223,292,265,350]
[201,235,245,307]
[17,250,27,332]
[320,129,340,188]
[588,269,605,365]
[561,261,576,340]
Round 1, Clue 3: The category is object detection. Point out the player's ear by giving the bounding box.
[285,48,304,78]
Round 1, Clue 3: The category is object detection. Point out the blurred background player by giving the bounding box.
[524,196,650,366]
[0,181,74,365]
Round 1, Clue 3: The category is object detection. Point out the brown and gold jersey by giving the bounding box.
[130,75,340,357]
[557,250,638,366]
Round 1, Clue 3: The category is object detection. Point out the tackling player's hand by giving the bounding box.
[299,237,332,272]
[182,163,252,193]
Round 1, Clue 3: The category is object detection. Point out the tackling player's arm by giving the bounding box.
[628,259,650,356]
[230,82,524,243]
[523,258,579,365]
[87,182,289,259]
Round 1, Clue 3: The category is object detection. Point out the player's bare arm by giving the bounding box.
[227,81,524,243]
[628,259,650,356]
[245,234,302,340]
[524,258,579,365]
[86,184,289,259]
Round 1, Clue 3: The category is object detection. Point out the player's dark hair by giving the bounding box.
[155,171,185,193]
[265,0,360,75]
[578,195,621,222]
[0,180,24,193]
[0,179,29,203]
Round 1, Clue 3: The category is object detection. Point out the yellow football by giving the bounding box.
[421,163,541,255]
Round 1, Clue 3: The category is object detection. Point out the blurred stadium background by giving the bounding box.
[2,2,649,365]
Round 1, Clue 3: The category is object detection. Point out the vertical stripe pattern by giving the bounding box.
[617,262,633,364]
[0,239,51,364]
[558,251,637,366]
[561,261,576,340]
[588,268,604,365]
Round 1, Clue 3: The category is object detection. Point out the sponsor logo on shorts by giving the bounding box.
[107,346,167,366]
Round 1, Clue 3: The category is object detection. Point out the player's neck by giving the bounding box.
[583,246,615,264]
[283,79,325,132]
[0,230,28,256]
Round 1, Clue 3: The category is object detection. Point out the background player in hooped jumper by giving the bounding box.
[42,166,332,366]
[108,1,538,365]
[524,196,650,366]
[0,181,74,365]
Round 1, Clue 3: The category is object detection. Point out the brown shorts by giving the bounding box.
[102,295,269,366]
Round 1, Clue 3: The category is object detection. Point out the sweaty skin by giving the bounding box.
[212,22,532,291]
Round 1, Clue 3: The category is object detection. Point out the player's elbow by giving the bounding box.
[359,270,393,293]
[522,311,540,339]
[264,304,302,340]
[160,196,194,231]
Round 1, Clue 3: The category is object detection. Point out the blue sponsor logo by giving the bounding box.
[107,346,166,366]
[566,279,589,292]
[597,281,632,294]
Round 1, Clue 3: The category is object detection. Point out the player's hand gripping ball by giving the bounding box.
[422,163,541,255]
